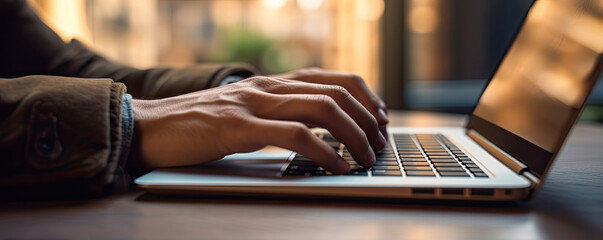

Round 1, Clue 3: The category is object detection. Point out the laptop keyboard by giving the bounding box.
[282,133,489,178]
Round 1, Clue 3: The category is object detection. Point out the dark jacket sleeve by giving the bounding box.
[0,0,259,98]
[47,40,259,98]
[0,76,127,197]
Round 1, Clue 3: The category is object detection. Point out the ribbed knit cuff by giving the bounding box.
[119,93,134,165]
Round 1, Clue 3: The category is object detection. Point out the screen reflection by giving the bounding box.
[474,0,603,152]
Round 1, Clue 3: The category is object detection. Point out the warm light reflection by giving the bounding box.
[261,0,288,11]
[408,1,439,34]
[355,0,384,21]
[296,0,323,12]
[29,0,91,43]
[32,0,382,93]
[474,0,602,151]
[565,15,603,54]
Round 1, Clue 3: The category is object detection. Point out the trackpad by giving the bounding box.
[221,146,293,161]
[183,147,293,178]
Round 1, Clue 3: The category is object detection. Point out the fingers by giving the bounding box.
[250,118,350,174]
[272,70,389,138]
[284,71,389,126]
[251,93,377,168]
[263,81,386,152]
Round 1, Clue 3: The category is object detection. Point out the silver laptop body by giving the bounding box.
[135,0,603,201]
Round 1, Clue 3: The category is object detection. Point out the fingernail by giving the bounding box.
[366,147,376,166]
[377,132,387,150]
[378,108,389,123]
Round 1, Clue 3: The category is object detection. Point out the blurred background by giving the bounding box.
[29,0,602,121]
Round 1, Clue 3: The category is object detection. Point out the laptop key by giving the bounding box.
[435,167,466,172]
[372,170,402,176]
[396,143,417,146]
[465,164,479,168]
[400,157,427,162]
[439,172,470,177]
[373,165,400,170]
[398,151,422,155]
[426,152,452,156]
[425,149,449,152]
[402,162,430,166]
[423,144,445,147]
[403,166,432,171]
[398,148,421,154]
[397,148,421,151]
[429,159,457,163]
[397,146,420,149]
[473,172,489,178]
[400,147,420,150]
[423,148,446,151]
[374,161,399,166]
[406,171,436,176]
[396,142,414,145]
[433,162,462,167]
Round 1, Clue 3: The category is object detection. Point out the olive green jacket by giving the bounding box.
[0,0,258,197]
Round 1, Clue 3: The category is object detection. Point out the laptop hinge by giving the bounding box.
[522,171,540,186]
[467,129,528,175]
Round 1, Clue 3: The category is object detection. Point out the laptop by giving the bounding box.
[135,0,603,201]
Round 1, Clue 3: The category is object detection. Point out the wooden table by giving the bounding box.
[1,111,601,240]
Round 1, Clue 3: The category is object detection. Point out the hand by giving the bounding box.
[131,74,388,174]
[272,68,389,138]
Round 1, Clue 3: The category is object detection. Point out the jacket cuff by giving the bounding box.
[206,63,259,88]
[0,76,127,198]
[105,93,135,193]
[103,84,128,185]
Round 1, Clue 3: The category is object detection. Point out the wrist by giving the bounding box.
[127,99,159,173]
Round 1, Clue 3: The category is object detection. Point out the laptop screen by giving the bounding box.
[468,0,603,177]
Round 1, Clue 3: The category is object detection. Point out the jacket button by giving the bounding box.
[33,112,63,159]
[36,129,54,155]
